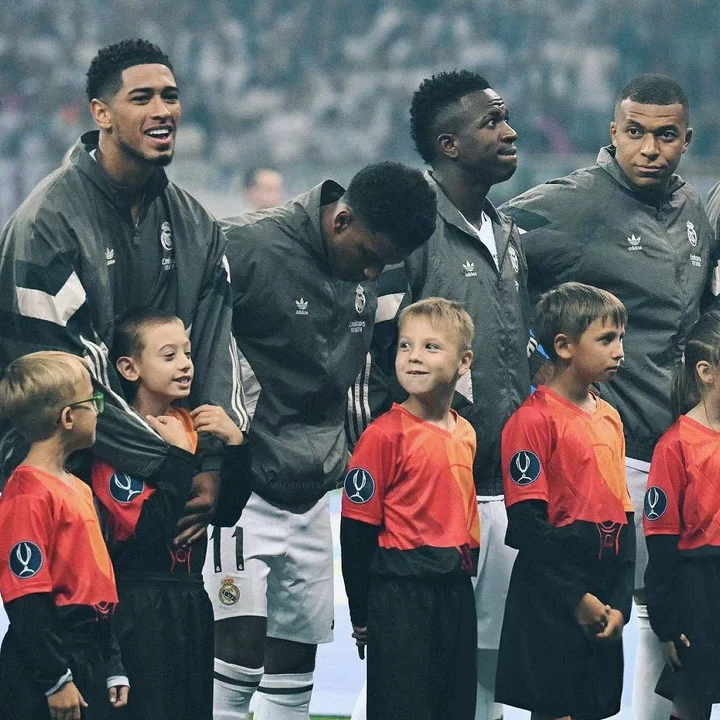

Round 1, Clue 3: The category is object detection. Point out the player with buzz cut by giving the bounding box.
[502,73,719,720]
[348,69,531,720]
[203,161,437,720]
[0,39,247,550]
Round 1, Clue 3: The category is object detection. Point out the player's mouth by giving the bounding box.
[498,147,517,158]
[145,125,174,146]
[405,370,428,375]
[173,375,192,386]
[635,165,664,176]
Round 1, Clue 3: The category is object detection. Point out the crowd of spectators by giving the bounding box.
[1,0,719,224]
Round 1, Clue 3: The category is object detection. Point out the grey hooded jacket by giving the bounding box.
[502,146,718,462]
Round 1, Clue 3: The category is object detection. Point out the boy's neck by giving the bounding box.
[401,394,456,431]
[133,387,174,418]
[546,365,597,412]
[687,398,720,432]
[23,436,73,485]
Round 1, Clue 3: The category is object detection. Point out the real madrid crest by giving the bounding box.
[508,245,520,274]
[219,577,240,606]
[355,284,366,314]
[686,220,698,247]
[160,221,173,251]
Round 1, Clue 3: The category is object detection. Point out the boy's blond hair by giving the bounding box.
[398,297,475,350]
[536,282,627,361]
[0,351,90,442]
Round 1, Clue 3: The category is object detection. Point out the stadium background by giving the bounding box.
[2,1,720,717]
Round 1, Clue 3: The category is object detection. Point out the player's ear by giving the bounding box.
[553,333,573,361]
[333,206,352,234]
[438,133,459,160]
[683,127,693,153]
[90,98,112,131]
[116,356,139,382]
[609,120,618,148]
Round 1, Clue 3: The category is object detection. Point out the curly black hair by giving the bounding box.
[344,161,436,253]
[410,70,491,164]
[86,39,174,102]
[616,74,689,122]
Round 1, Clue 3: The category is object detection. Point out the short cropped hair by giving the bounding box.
[536,282,627,361]
[244,166,278,189]
[113,307,184,360]
[86,38,174,102]
[398,297,475,351]
[343,161,436,254]
[410,70,491,164]
[616,74,690,122]
[0,351,89,442]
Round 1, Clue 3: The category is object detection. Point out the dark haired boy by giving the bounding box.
[349,70,530,720]
[203,162,436,720]
[502,73,718,719]
[497,282,635,719]
[0,38,247,550]
[92,308,246,719]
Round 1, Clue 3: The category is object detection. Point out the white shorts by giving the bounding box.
[202,492,334,645]
[473,496,517,650]
[625,457,650,591]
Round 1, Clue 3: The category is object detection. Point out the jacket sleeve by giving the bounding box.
[0,214,172,484]
[340,517,379,628]
[188,222,249,473]
[608,512,636,624]
[4,593,72,696]
[644,534,682,642]
[346,262,409,448]
[506,499,591,617]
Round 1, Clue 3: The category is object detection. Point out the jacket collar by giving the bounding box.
[71,131,169,214]
[596,144,685,200]
[425,169,503,233]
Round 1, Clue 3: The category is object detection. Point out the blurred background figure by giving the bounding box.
[244,166,285,211]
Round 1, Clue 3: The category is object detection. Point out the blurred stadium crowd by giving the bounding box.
[2,0,719,223]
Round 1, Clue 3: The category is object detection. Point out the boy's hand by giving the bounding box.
[594,608,624,643]
[174,470,221,546]
[191,404,244,445]
[108,683,129,708]
[663,634,691,669]
[352,625,368,660]
[146,414,194,452]
[47,681,87,720]
[574,593,610,636]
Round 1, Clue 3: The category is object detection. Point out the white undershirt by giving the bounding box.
[462,211,498,268]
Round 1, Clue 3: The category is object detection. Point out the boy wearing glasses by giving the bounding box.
[91,308,245,720]
[0,351,128,720]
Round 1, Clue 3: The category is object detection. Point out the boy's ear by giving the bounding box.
[457,349,473,376]
[116,356,139,382]
[695,359,716,386]
[553,333,573,361]
[58,406,74,431]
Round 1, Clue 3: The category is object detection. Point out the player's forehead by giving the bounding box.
[615,98,686,130]
[119,63,177,94]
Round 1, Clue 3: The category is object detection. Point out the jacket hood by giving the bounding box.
[596,144,685,199]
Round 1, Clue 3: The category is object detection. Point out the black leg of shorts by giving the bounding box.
[366,576,477,720]
[113,580,214,720]
[0,628,112,720]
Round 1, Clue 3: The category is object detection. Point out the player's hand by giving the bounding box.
[663,634,690,670]
[47,681,87,720]
[146,414,194,452]
[352,625,368,660]
[594,608,624,642]
[575,593,610,636]
[191,404,244,445]
[173,470,221,546]
[108,683,129,708]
